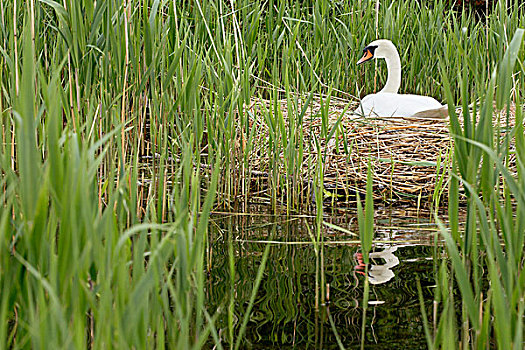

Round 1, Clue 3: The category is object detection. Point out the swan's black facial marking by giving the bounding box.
[357,45,378,65]
[364,45,378,54]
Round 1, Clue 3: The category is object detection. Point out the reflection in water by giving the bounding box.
[354,247,400,285]
[207,210,439,349]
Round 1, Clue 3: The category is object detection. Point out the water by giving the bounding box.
[206,207,442,349]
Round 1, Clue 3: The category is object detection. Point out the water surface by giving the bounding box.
[206,207,443,349]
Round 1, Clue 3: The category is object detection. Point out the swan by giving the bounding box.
[354,39,447,119]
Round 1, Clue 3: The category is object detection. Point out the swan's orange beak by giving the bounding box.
[357,48,374,65]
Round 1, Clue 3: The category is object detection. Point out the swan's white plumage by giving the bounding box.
[357,92,445,118]
[354,39,447,118]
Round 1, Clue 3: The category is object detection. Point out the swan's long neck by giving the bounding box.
[380,46,401,93]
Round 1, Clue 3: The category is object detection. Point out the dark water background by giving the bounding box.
[206,207,445,349]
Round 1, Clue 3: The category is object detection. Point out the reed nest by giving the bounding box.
[244,96,517,207]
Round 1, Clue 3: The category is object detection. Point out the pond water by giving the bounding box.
[206,207,446,349]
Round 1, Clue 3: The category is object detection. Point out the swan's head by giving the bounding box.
[357,39,398,65]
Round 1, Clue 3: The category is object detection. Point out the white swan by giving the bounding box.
[354,39,447,119]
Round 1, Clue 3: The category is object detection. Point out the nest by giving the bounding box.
[243,96,517,207]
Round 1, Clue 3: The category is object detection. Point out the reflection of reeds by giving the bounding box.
[208,213,436,348]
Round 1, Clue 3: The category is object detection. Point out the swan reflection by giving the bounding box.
[354,247,400,285]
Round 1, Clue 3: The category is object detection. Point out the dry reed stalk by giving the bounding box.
[243,97,518,207]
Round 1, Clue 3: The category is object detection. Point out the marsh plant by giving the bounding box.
[0,0,524,348]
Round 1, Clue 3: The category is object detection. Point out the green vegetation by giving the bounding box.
[428,28,524,349]
[0,0,524,348]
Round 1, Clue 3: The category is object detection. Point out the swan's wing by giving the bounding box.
[395,95,444,116]
[352,94,377,116]
[354,93,401,117]
[409,106,448,119]
[354,93,446,118]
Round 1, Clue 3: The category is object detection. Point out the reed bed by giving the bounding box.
[0,0,524,348]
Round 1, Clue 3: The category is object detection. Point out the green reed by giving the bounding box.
[0,1,223,348]
[1,1,524,211]
[424,27,525,349]
[356,161,375,350]
[1,0,525,348]
[1,26,222,349]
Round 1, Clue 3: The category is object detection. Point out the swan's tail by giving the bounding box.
[409,106,448,119]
